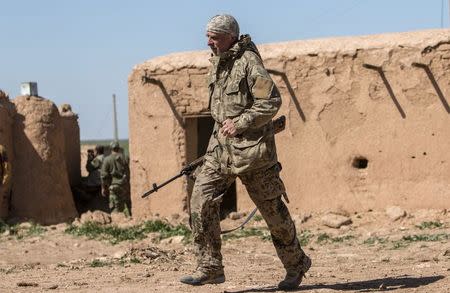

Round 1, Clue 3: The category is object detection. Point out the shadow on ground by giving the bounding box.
[224,275,445,293]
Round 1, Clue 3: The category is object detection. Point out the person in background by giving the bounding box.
[101,141,131,216]
[85,145,105,190]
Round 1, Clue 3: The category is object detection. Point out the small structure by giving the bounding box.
[20,82,38,96]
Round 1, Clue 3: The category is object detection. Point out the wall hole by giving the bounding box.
[352,156,368,169]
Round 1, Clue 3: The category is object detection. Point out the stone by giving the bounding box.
[110,212,128,224]
[293,213,312,224]
[17,282,38,287]
[113,250,127,259]
[170,213,180,220]
[71,218,81,227]
[332,207,351,217]
[385,206,407,221]
[228,212,246,220]
[321,213,352,229]
[80,211,111,225]
[160,235,184,245]
[18,222,32,229]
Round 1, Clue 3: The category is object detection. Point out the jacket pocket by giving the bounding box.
[229,134,264,170]
[229,132,277,171]
[206,132,219,154]
[225,78,248,116]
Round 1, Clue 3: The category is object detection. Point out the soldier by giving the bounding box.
[101,141,131,216]
[0,145,11,217]
[85,145,105,189]
[180,15,311,290]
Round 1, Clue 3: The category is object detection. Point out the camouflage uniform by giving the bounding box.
[0,145,11,218]
[190,35,307,277]
[86,154,104,187]
[101,151,130,214]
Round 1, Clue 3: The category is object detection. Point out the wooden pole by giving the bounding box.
[112,94,119,141]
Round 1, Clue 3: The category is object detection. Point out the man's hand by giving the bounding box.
[220,119,238,138]
[87,150,94,161]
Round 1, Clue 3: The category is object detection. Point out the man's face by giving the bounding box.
[207,31,235,55]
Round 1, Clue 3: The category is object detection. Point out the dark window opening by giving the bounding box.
[352,156,368,169]
[185,116,237,220]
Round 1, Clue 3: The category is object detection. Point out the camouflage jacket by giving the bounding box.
[101,152,129,186]
[205,35,281,174]
[86,154,104,187]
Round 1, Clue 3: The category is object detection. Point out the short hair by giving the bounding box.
[95,145,104,155]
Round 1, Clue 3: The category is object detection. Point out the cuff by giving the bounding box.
[232,116,250,134]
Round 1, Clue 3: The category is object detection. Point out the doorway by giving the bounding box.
[185,115,236,219]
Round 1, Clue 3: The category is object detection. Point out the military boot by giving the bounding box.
[180,270,225,286]
[278,254,311,290]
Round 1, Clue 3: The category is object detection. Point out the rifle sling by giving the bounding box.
[220,207,258,235]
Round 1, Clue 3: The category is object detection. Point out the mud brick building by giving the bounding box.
[129,29,450,219]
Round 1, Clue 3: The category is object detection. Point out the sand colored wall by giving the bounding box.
[129,29,450,219]
[59,104,81,187]
[0,91,14,219]
[10,96,77,224]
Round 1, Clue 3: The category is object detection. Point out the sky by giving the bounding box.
[0,0,448,140]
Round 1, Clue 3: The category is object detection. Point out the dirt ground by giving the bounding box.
[0,208,449,293]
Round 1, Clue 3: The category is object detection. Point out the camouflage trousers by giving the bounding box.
[109,184,131,216]
[190,162,306,274]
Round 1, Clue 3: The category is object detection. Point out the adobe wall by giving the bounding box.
[129,29,450,219]
[11,96,78,224]
[0,91,14,219]
[59,104,81,187]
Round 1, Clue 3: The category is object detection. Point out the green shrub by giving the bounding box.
[415,221,443,230]
[222,227,271,241]
[316,233,355,244]
[65,220,191,244]
[298,230,313,246]
[363,236,388,245]
[89,259,110,267]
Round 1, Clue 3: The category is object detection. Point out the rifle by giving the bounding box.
[141,115,286,199]
[141,156,204,198]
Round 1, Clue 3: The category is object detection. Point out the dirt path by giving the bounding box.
[0,209,449,292]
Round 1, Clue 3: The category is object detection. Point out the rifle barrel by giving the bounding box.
[141,172,183,198]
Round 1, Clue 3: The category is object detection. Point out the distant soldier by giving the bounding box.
[85,145,105,189]
[101,141,131,216]
[0,145,12,217]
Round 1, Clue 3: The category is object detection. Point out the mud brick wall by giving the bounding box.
[59,105,81,187]
[129,29,450,219]
[11,96,77,224]
[0,91,14,219]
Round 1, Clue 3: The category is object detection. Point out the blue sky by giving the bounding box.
[0,0,448,140]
